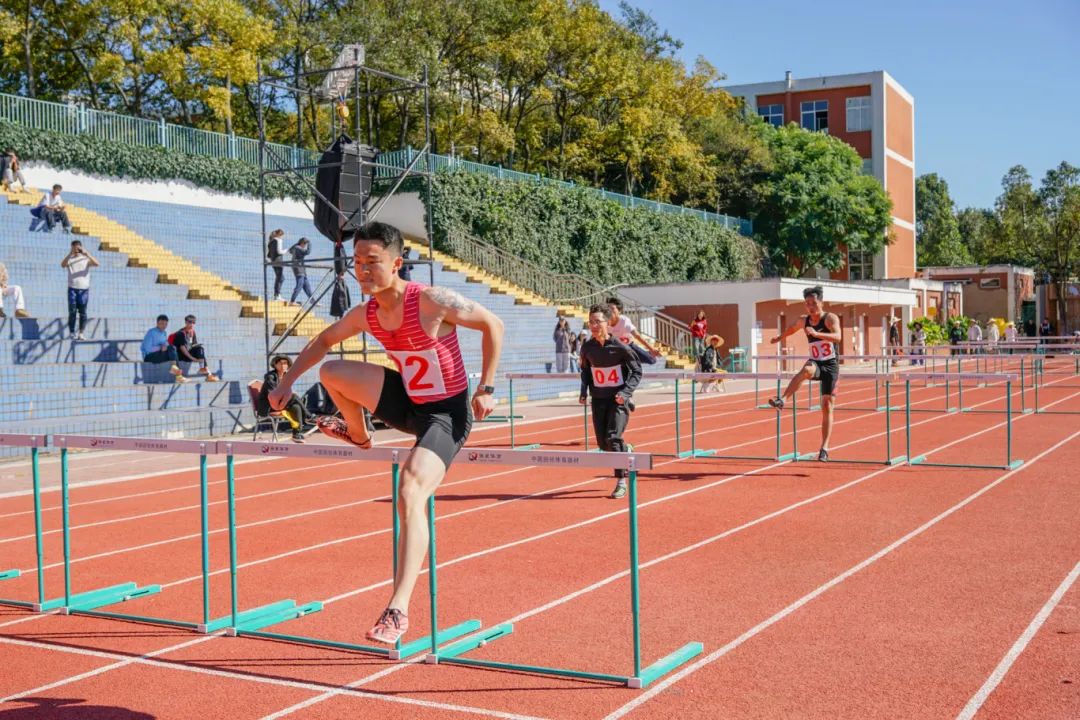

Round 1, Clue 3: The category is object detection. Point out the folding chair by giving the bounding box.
[247,380,292,441]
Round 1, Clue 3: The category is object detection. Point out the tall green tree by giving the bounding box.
[916,173,970,266]
[749,123,893,277]
[956,206,999,264]
[996,162,1080,331]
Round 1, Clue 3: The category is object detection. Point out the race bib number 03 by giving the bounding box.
[592,365,625,387]
[808,340,834,360]
[388,348,447,397]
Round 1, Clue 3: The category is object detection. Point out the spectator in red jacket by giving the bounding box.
[689,310,708,365]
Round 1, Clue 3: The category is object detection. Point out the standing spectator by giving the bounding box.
[0,261,30,318]
[257,355,309,443]
[398,247,414,281]
[330,271,352,320]
[171,315,219,382]
[568,324,582,372]
[61,240,97,340]
[2,149,29,192]
[911,322,927,366]
[1040,317,1052,337]
[887,316,901,365]
[1004,322,1018,346]
[986,319,1001,351]
[553,317,572,373]
[689,310,708,365]
[266,229,286,302]
[39,184,72,233]
[967,320,983,354]
[948,320,964,356]
[699,335,726,392]
[606,297,662,365]
[288,237,313,305]
[141,314,185,382]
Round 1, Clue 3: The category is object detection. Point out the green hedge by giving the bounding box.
[428,171,761,285]
[0,120,305,200]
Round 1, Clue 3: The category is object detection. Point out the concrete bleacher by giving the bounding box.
[1,188,581,455]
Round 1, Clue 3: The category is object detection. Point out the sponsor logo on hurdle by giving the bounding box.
[530,454,580,466]
[134,440,169,451]
[260,444,293,455]
[312,447,354,458]
[467,450,505,464]
[89,438,116,448]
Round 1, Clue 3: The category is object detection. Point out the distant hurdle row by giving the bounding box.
[0,434,700,689]
[506,370,1027,470]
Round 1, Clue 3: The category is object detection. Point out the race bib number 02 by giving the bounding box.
[592,365,625,387]
[808,340,834,360]
[388,348,447,397]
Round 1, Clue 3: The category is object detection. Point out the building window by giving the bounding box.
[861,158,873,175]
[757,104,783,127]
[979,278,1001,289]
[800,100,828,132]
[846,96,871,132]
[848,249,874,281]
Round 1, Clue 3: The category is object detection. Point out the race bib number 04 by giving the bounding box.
[592,365,625,387]
[388,348,447,397]
[809,340,834,360]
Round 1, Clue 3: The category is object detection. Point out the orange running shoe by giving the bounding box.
[365,607,408,645]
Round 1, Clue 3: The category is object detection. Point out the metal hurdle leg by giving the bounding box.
[0,436,48,610]
[678,378,716,458]
[507,377,540,450]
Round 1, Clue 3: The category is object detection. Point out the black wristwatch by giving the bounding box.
[475,385,495,395]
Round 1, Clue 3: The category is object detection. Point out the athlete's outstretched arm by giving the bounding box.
[770,319,805,344]
[422,286,505,419]
[268,303,370,410]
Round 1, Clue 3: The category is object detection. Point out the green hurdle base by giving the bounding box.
[908,456,1024,471]
[429,624,704,688]
[225,599,324,635]
[55,582,161,615]
[795,452,906,466]
[236,617,479,661]
[0,570,19,581]
[677,448,717,459]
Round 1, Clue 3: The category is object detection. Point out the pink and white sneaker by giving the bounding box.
[315,416,372,449]
[365,607,408,645]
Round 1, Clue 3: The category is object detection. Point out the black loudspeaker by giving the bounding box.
[314,134,377,243]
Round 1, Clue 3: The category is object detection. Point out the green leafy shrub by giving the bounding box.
[428,170,761,285]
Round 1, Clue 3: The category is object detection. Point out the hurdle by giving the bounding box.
[1031,357,1080,415]
[219,440,479,660]
[51,435,238,631]
[0,434,45,609]
[217,441,699,686]
[903,373,1024,470]
[466,371,522,424]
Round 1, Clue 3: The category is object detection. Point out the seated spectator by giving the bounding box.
[170,315,219,382]
[399,247,414,281]
[141,314,185,383]
[699,334,726,392]
[38,184,72,233]
[288,237,313,305]
[0,261,31,318]
[1,149,29,193]
[256,355,310,443]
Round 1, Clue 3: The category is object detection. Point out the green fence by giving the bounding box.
[1,92,749,235]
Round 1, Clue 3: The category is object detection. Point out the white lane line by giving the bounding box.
[602,428,1080,720]
[0,635,548,720]
[955,559,1080,720]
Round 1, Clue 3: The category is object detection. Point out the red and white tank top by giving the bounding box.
[366,282,470,403]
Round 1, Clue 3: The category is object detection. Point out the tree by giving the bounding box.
[749,123,893,277]
[956,206,999,264]
[996,162,1080,332]
[915,173,970,267]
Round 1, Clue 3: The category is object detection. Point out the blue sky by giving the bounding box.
[597,0,1079,210]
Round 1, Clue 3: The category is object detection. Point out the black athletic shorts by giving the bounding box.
[374,366,472,469]
[806,359,840,396]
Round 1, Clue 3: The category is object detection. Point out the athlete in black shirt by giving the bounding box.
[579,304,642,498]
[767,286,842,461]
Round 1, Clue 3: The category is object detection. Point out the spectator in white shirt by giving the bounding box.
[986,320,1001,350]
[606,296,662,365]
[60,239,98,340]
[967,320,983,354]
[0,261,30,318]
[1,149,29,193]
[39,184,72,232]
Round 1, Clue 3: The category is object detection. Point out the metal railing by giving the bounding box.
[1,91,750,235]
[440,231,693,360]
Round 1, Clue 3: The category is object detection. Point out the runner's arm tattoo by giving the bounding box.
[426,286,475,314]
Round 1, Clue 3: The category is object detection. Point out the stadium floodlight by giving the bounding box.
[320,44,365,99]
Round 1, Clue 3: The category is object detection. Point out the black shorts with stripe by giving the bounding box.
[805,359,840,396]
